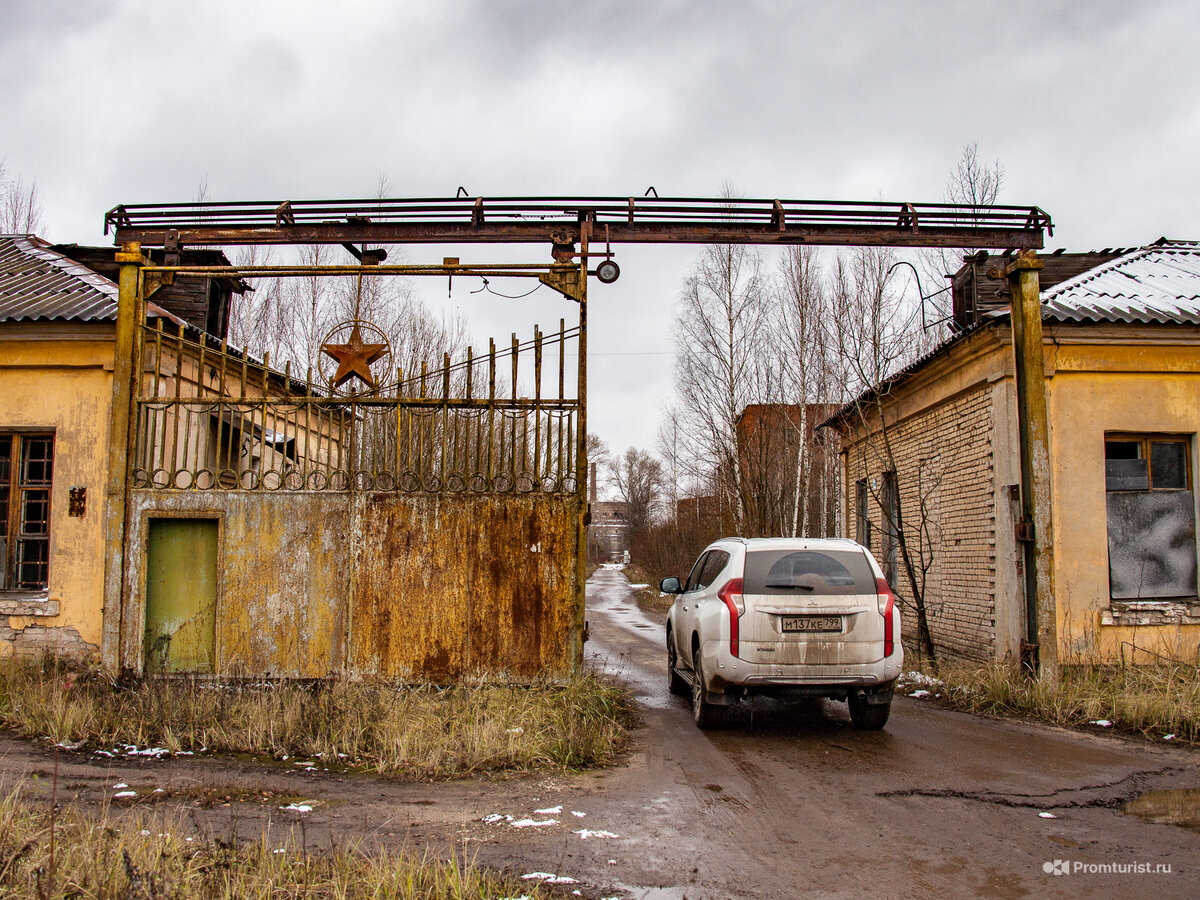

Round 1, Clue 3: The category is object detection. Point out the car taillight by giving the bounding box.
[718,577,744,658]
[876,576,895,658]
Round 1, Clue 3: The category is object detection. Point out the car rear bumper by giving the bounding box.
[702,638,903,695]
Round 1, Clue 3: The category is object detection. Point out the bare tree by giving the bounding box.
[608,446,667,538]
[0,159,45,234]
[672,229,770,532]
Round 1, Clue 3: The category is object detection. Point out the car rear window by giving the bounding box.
[743,548,877,596]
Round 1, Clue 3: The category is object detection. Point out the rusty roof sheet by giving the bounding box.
[1027,239,1200,325]
[0,233,120,322]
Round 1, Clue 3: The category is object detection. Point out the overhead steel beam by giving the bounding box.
[105,196,1051,249]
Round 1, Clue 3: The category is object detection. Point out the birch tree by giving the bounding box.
[0,160,44,234]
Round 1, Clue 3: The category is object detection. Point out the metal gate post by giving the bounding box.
[575,229,589,672]
[999,250,1058,680]
[101,242,145,673]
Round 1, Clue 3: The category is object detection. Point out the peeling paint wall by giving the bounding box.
[123,489,581,680]
[0,331,113,661]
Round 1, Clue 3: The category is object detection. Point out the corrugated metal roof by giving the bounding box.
[0,234,119,322]
[1034,239,1200,325]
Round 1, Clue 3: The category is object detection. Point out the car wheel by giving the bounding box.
[691,652,722,729]
[847,693,891,730]
[667,628,688,696]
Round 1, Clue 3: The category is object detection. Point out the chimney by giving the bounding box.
[589,462,597,502]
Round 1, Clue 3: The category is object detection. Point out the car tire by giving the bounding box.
[847,693,891,730]
[667,628,688,696]
[691,652,723,729]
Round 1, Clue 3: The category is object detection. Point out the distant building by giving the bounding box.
[588,501,629,561]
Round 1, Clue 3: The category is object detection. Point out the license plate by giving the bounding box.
[781,615,842,633]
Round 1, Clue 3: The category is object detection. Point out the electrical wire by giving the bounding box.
[469,276,544,300]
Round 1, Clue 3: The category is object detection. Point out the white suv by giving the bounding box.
[662,537,902,729]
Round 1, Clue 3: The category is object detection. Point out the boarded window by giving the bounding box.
[0,433,55,591]
[881,471,899,589]
[855,479,870,549]
[1105,435,1197,600]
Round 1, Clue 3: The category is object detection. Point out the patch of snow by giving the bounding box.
[280,803,313,813]
[908,690,931,699]
[93,750,114,758]
[899,671,944,688]
[520,872,578,884]
[628,583,649,589]
[510,818,558,829]
[607,859,617,865]
[571,810,586,818]
[56,739,85,751]
[140,829,151,836]
[534,805,562,815]
[114,783,128,789]
[153,788,165,794]
[1164,733,1176,740]
[114,791,137,799]
[273,848,286,854]
[507,727,525,734]
[574,829,619,839]
[1088,719,1113,727]
[1038,812,1057,819]
[481,814,513,825]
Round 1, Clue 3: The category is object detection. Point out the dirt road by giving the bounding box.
[2,566,1198,898]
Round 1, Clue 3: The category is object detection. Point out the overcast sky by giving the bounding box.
[3,0,1199,456]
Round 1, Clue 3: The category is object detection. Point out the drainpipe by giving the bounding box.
[101,242,144,674]
[992,250,1057,680]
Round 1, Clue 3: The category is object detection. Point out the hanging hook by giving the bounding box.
[456,186,470,198]
[644,186,658,197]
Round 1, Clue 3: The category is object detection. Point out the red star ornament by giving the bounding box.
[321,323,388,390]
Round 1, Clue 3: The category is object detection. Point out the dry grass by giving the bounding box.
[624,564,672,619]
[0,786,544,899]
[0,659,633,779]
[902,660,1200,743]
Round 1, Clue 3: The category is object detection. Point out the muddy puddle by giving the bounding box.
[1122,787,1200,831]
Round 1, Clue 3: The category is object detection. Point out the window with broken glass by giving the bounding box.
[855,478,871,550]
[0,433,54,591]
[1104,434,1196,600]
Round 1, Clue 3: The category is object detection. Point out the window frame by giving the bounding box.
[854,478,870,549]
[881,470,899,590]
[1,430,55,593]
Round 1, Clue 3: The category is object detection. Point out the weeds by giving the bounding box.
[0,787,542,899]
[903,661,1200,743]
[0,660,633,779]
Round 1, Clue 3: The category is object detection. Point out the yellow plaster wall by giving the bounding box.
[1048,343,1200,663]
[0,338,114,656]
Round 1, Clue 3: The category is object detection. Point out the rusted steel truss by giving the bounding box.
[106,196,1052,249]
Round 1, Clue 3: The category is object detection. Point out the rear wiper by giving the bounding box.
[764,582,814,590]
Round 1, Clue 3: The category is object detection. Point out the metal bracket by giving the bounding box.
[1014,518,1035,543]
[539,265,584,303]
[143,270,175,299]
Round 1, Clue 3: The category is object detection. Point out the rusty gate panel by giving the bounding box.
[352,493,581,680]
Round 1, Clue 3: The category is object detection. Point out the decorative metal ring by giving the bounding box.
[540,475,559,492]
[150,468,172,489]
[446,473,467,493]
[353,471,374,491]
[329,471,350,492]
[194,468,216,490]
[515,473,536,493]
[562,476,578,493]
[261,470,283,491]
[217,468,239,490]
[399,471,420,492]
[307,470,329,491]
[491,473,512,493]
[132,469,150,488]
[240,469,260,491]
[173,470,195,490]
[469,473,489,493]
[284,469,305,491]
[373,471,396,492]
[422,474,442,492]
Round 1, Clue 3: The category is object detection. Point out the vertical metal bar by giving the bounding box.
[487,339,496,483]
[153,319,164,398]
[534,327,543,481]
[168,324,184,477]
[1006,251,1056,679]
[101,241,144,673]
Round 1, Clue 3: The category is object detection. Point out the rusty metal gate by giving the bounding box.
[106,258,589,680]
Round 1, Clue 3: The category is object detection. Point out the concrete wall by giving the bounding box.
[0,330,114,661]
[1045,334,1200,662]
[122,489,583,680]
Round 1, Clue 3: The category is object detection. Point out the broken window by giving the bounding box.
[1105,434,1197,600]
[855,478,870,549]
[0,433,54,591]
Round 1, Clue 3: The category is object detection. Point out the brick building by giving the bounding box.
[823,241,1200,666]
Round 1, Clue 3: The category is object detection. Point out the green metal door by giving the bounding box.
[144,518,218,673]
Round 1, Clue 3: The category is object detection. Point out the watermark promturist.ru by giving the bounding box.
[1043,859,1172,876]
